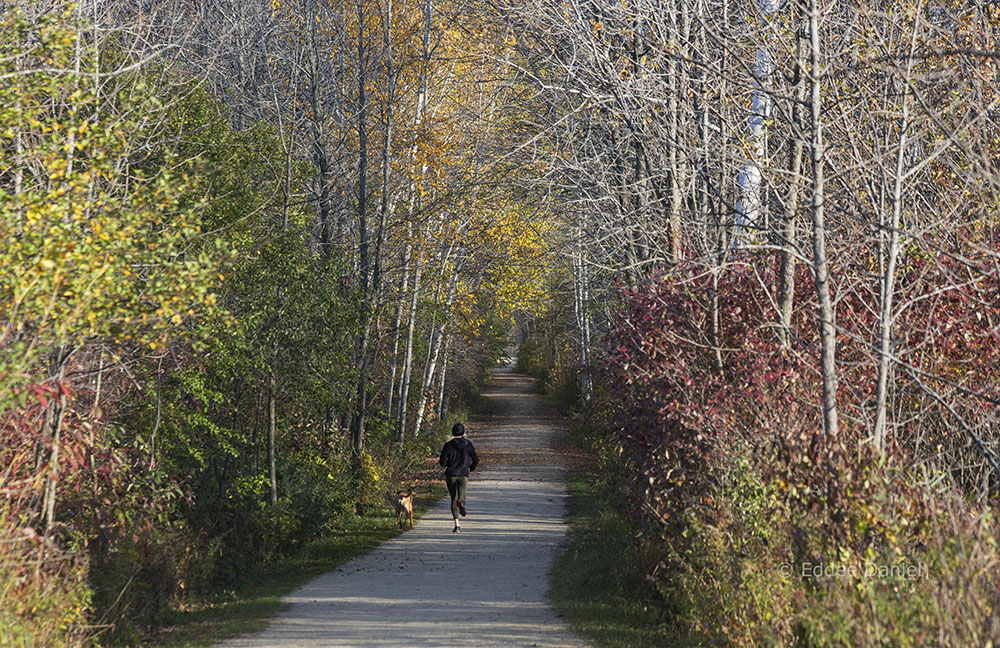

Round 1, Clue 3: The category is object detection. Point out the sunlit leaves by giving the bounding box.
[0,4,221,411]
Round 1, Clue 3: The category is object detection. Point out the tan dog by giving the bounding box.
[395,489,414,530]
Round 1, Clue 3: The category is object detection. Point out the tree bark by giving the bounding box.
[351,0,371,457]
[308,1,334,258]
[351,330,370,457]
[150,356,162,469]
[268,370,277,505]
[734,0,779,240]
[874,17,919,451]
[574,218,593,402]
[778,16,808,348]
[412,251,462,438]
[397,0,433,445]
[385,232,411,417]
[667,1,683,263]
[378,0,397,418]
[356,0,370,292]
[807,0,839,437]
[40,346,71,533]
[435,333,451,422]
[396,253,422,445]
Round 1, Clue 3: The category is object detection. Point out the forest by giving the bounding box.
[1,0,998,646]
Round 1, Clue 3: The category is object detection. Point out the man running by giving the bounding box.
[438,423,479,533]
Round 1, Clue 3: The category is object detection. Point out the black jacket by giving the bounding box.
[439,437,479,477]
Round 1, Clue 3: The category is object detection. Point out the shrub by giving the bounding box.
[597,250,1000,646]
[0,509,90,648]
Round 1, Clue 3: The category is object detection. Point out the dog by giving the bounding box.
[394,489,414,530]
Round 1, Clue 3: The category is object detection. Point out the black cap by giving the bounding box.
[451,423,465,437]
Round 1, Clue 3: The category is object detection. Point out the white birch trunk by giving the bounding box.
[734,0,779,241]
[395,254,422,444]
[268,370,277,505]
[412,252,462,438]
[396,0,432,443]
[778,15,808,348]
[435,333,451,421]
[385,232,411,416]
[574,219,592,403]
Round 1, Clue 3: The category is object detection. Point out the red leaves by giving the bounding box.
[25,381,74,409]
[29,384,57,409]
[598,238,1000,568]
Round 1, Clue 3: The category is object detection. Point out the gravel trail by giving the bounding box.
[219,369,587,648]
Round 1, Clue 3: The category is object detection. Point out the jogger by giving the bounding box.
[439,422,479,533]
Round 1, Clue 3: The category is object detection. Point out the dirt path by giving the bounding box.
[219,369,587,648]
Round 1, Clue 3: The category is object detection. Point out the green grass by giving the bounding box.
[144,486,443,648]
[549,469,681,647]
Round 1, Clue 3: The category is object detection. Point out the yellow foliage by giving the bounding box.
[454,204,550,339]
[0,2,220,411]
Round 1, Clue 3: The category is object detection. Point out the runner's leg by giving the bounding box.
[455,476,467,515]
[446,475,460,519]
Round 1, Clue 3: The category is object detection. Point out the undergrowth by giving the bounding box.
[143,481,444,648]
[548,424,678,647]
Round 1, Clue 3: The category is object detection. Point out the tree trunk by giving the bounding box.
[356,0,369,292]
[874,21,918,450]
[778,16,808,348]
[412,253,462,438]
[710,268,724,372]
[40,347,71,533]
[385,233,411,417]
[574,219,593,402]
[397,0,433,445]
[351,0,371,456]
[807,0,839,437]
[734,0,779,241]
[268,371,277,505]
[351,330,370,456]
[436,333,451,422]
[252,388,261,475]
[667,2,683,262]
[308,1,334,258]
[396,254,422,445]
[150,356,163,469]
[379,0,398,418]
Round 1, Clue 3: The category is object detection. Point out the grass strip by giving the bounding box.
[549,468,680,647]
[146,485,444,648]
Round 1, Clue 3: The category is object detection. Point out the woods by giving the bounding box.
[1,0,542,643]
[514,0,1000,645]
[2,0,1000,645]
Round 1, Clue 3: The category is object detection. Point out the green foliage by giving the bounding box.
[0,4,222,643]
[514,248,591,411]
[82,69,366,641]
[517,334,580,408]
[0,3,222,413]
[0,3,536,646]
[515,336,549,379]
[549,422,678,647]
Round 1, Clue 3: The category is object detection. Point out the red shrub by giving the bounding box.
[597,244,1000,645]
